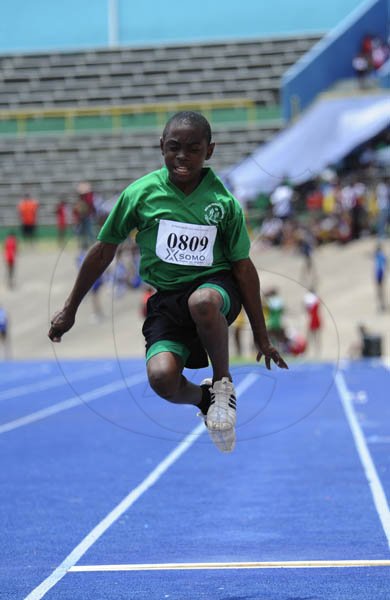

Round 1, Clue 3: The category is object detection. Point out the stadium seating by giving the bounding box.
[0,123,283,225]
[0,34,321,226]
[0,36,319,110]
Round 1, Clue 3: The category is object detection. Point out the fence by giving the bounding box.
[0,99,282,137]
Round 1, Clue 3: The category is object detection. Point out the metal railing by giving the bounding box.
[0,97,258,135]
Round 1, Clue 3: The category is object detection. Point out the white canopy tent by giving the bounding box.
[225,92,390,199]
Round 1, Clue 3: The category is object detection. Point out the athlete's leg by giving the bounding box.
[377,278,385,311]
[7,261,14,288]
[187,287,230,382]
[188,287,236,451]
[147,351,203,406]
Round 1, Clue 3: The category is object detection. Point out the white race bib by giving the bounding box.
[156,219,216,267]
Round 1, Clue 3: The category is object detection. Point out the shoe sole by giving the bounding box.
[207,427,236,453]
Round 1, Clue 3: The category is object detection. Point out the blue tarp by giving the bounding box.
[226,92,390,198]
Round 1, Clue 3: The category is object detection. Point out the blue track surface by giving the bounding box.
[0,358,389,599]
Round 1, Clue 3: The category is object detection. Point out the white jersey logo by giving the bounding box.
[204,202,225,225]
[156,219,216,267]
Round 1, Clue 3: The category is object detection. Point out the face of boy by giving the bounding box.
[160,123,215,194]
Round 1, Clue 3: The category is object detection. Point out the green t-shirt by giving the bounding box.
[98,167,250,290]
[266,296,284,330]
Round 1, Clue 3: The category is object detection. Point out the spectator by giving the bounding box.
[350,194,367,240]
[18,193,39,243]
[303,289,322,356]
[376,178,389,239]
[336,212,352,244]
[141,285,155,319]
[270,178,294,221]
[231,309,246,356]
[0,305,10,359]
[340,180,356,212]
[73,182,96,249]
[352,52,370,88]
[55,198,69,246]
[3,231,18,289]
[306,186,323,212]
[352,34,390,88]
[285,328,307,356]
[350,324,382,358]
[374,243,387,312]
[370,36,389,70]
[257,212,284,247]
[340,179,366,240]
[361,35,373,57]
[322,177,341,215]
[265,288,288,348]
[296,224,317,289]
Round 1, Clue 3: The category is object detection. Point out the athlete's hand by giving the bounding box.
[48,308,75,343]
[255,341,288,370]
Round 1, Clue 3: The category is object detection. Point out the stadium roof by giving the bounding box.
[226,91,390,198]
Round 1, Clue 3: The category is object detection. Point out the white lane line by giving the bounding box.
[0,372,146,435]
[24,422,205,599]
[23,374,258,599]
[0,363,114,402]
[234,371,258,396]
[335,371,390,549]
[69,559,390,572]
[0,365,52,385]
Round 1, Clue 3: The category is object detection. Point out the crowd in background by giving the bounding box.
[254,170,389,249]
[352,33,390,87]
[231,132,389,359]
[2,153,389,350]
[1,130,389,360]
[249,126,390,251]
[0,181,144,358]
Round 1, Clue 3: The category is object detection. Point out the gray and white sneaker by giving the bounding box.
[200,377,237,453]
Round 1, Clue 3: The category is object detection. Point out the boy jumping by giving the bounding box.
[48,111,287,453]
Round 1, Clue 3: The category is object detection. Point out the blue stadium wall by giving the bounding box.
[1,0,365,53]
[282,0,389,120]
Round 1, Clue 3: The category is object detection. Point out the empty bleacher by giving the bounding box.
[0,34,322,226]
[0,122,282,225]
[0,36,320,110]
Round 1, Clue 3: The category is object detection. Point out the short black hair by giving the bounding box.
[162,111,212,144]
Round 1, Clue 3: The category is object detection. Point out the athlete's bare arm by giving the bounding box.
[48,241,118,342]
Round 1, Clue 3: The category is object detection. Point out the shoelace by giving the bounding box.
[209,388,236,410]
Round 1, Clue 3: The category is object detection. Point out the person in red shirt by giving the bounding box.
[3,231,18,288]
[304,289,322,356]
[55,199,68,246]
[18,193,39,242]
[141,285,155,319]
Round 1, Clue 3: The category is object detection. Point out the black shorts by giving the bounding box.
[142,270,242,369]
[21,224,36,237]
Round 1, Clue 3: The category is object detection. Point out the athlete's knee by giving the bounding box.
[147,364,180,401]
[188,288,221,323]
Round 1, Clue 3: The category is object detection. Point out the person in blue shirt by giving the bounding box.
[374,244,387,312]
[0,305,10,359]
